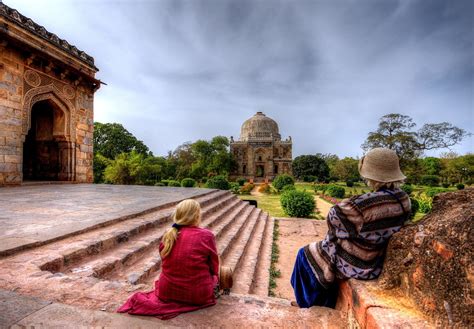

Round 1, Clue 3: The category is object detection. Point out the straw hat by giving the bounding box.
[358,148,406,183]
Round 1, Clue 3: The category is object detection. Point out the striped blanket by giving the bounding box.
[305,188,411,288]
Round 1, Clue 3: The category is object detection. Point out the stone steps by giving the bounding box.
[29,189,276,305]
[231,209,268,295]
[36,190,229,273]
[250,213,274,296]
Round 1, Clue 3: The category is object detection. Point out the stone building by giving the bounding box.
[230,112,292,182]
[0,3,100,185]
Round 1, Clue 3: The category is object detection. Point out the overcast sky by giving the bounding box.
[6,0,473,157]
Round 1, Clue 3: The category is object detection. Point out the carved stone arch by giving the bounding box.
[23,84,76,142]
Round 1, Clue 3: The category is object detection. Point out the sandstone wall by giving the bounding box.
[0,44,95,185]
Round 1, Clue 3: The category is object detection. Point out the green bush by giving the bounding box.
[442,183,450,188]
[167,180,181,187]
[409,197,419,219]
[201,177,208,184]
[281,185,296,193]
[229,182,241,194]
[240,183,254,195]
[314,184,326,192]
[345,180,354,187]
[236,177,246,186]
[325,185,345,198]
[272,174,295,192]
[181,178,196,187]
[456,183,465,190]
[280,190,315,218]
[206,175,230,190]
[421,175,440,187]
[401,184,413,195]
[425,187,448,197]
[417,194,433,213]
[303,175,317,182]
[154,182,165,186]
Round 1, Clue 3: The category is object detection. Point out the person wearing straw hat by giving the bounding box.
[291,148,411,308]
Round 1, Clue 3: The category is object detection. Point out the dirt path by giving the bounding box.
[273,197,334,300]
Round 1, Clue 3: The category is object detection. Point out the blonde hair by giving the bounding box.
[160,199,201,258]
[366,178,403,191]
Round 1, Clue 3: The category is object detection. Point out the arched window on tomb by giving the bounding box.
[274,164,278,174]
[243,164,247,174]
[258,156,262,161]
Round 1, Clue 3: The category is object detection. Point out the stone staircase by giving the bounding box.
[19,190,273,303]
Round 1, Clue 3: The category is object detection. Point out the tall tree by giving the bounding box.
[292,155,330,182]
[94,122,151,159]
[362,114,470,163]
[332,157,360,182]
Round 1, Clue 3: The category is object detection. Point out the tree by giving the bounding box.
[94,122,151,159]
[292,155,330,182]
[422,157,442,176]
[362,114,470,163]
[332,157,360,182]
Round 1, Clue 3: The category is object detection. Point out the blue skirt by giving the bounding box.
[290,247,338,308]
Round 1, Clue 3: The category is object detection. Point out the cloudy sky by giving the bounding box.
[6,0,473,157]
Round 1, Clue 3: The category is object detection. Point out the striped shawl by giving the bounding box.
[305,188,411,288]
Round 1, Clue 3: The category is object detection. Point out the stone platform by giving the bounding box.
[0,184,212,256]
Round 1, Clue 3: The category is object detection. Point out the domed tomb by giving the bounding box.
[240,112,281,141]
[230,112,292,182]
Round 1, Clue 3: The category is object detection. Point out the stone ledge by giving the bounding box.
[3,290,345,328]
[336,279,434,329]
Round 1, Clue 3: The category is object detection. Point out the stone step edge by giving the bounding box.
[4,289,346,328]
[249,215,274,296]
[336,279,434,329]
[0,188,221,258]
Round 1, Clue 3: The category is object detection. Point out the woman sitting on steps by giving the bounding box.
[291,148,411,308]
[118,199,220,319]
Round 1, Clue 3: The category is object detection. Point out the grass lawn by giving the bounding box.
[238,194,287,218]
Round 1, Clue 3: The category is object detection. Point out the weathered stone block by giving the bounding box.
[4,155,21,163]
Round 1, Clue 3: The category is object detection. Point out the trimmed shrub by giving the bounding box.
[281,184,296,193]
[325,185,345,198]
[442,183,450,188]
[303,175,317,182]
[206,175,230,190]
[314,184,328,193]
[154,182,165,186]
[409,197,419,219]
[229,182,240,194]
[417,194,433,213]
[236,177,246,186]
[167,180,181,187]
[272,174,295,192]
[280,190,315,218]
[456,183,465,190]
[345,180,354,187]
[425,187,448,198]
[401,184,413,195]
[181,178,196,187]
[421,175,440,187]
[258,183,271,193]
[240,183,254,195]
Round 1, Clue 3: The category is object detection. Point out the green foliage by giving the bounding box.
[280,190,315,218]
[409,197,419,219]
[417,194,433,213]
[400,184,413,195]
[236,177,246,186]
[314,184,328,193]
[181,178,196,187]
[456,183,465,190]
[292,155,330,182]
[281,184,296,193]
[104,151,145,185]
[332,157,360,182]
[258,183,271,194]
[229,182,241,194]
[442,183,450,188]
[154,182,165,186]
[421,175,440,187]
[206,175,230,190]
[422,157,442,176]
[325,185,345,198]
[345,180,354,187]
[425,187,447,197]
[268,220,280,297]
[303,175,317,182]
[94,122,150,159]
[272,174,295,192]
[240,183,254,195]
[167,180,181,187]
[93,153,111,183]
